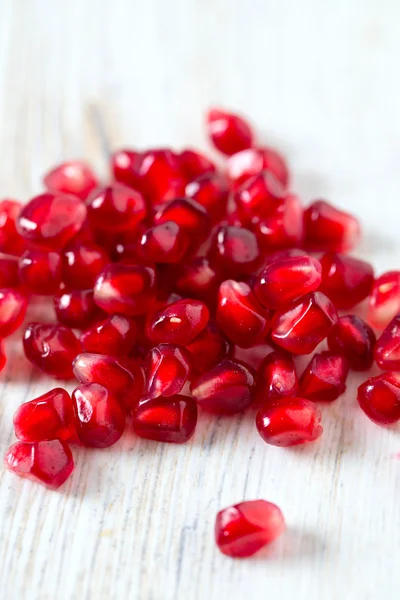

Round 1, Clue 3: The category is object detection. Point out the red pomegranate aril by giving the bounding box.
[139,149,186,205]
[94,263,157,316]
[111,149,143,190]
[227,147,289,188]
[62,241,109,290]
[254,254,322,310]
[303,199,361,253]
[262,248,307,269]
[174,257,220,304]
[154,198,211,248]
[271,292,338,355]
[210,226,261,278]
[4,439,74,489]
[253,193,303,250]
[206,108,254,156]
[185,321,230,375]
[44,160,98,200]
[256,350,298,405]
[23,322,81,379]
[319,252,374,309]
[357,373,400,425]
[54,288,101,329]
[217,280,270,348]
[0,288,28,337]
[147,299,209,345]
[299,351,348,402]
[86,183,147,233]
[13,388,75,442]
[133,394,197,443]
[179,149,216,180]
[327,315,376,371]
[374,315,400,371]
[185,173,229,222]
[72,383,126,448]
[215,500,285,558]
[367,271,400,330]
[17,192,87,250]
[145,344,192,399]
[18,249,62,295]
[234,171,285,223]
[0,199,25,254]
[81,314,137,356]
[0,253,20,288]
[191,358,255,415]
[256,397,323,446]
[137,221,189,264]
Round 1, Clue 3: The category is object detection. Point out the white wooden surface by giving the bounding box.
[1,1,400,599]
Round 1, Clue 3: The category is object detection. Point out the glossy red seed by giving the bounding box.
[111,149,143,190]
[133,394,197,443]
[145,344,192,399]
[18,249,62,295]
[137,221,189,264]
[139,149,186,205]
[256,397,323,446]
[185,173,229,222]
[327,315,376,371]
[13,388,75,442]
[374,315,400,371]
[179,148,216,180]
[234,171,285,223]
[185,321,230,375]
[262,248,307,269]
[227,147,289,188]
[23,322,81,379]
[0,288,28,337]
[191,358,255,414]
[4,439,74,489]
[0,253,20,287]
[17,192,87,250]
[215,500,285,558]
[72,383,126,448]
[86,183,147,233]
[253,193,303,250]
[44,161,98,200]
[174,257,220,304]
[210,226,261,278]
[357,373,400,425]
[54,288,101,329]
[154,198,211,247]
[147,299,209,345]
[303,199,361,253]
[62,241,109,290]
[256,350,298,405]
[299,351,348,402]
[367,271,400,330]
[271,292,338,355]
[206,108,254,156]
[0,199,25,254]
[319,252,374,309]
[81,314,137,356]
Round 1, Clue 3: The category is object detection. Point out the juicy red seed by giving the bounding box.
[80,314,137,356]
[206,108,254,156]
[94,263,157,316]
[0,253,20,288]
[185,321,230,375]
[174,257,221,304]
[210,226,261,278]
[303,199,361,253]
[18,249,62,295]
[357,373,400,425]
[256,397,323,446]
[145,344,192,399]
[23,322,81,379]
[4,439,74,489]
[185,173,229,222]
[0,288,28,337]
[139,149,186,206]
[72,383,126,448]
[319,252,374,309]
[133,395,197,443]
[215,500,285,558]
[374,315,400,371]
[256,350,298,405]
[13,388,75,442]
[62,242,109,290]
[43,161,98,200]
[137,221,189,264]
[54,288,102,329]
[153,198,211,247]
[254,255,322,310]
[17,192,87,250]
[327,315,376,371]
[86,183,147,232]
[111,149,143,190]
[190,358,255,415]
[367,271,400,330]
[271,291,338,355]
[147,299,209,345]
[179,149,216,180]
[216,280,270,349]
[299,351,349,402]
[227,147,289,188]
[234,171,285,223]
[72,352,144,412]
[252,193,303,251]
[0,199,25,255]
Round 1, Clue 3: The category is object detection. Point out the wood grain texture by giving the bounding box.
[1,1,400,598]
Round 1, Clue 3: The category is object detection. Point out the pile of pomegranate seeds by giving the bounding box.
[1,107,399,558]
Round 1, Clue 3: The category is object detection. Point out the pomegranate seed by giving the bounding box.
[147,299,209,345]
[13,388,75,442]
[252,193,303,250]
[179,148,216,180]
[206,108,254,156]
[262,248,307,269]
[227,147,289,188]
[81,314,137,356]
[133,394,197,443]
[0,199,25,254]
[254,254,322,310]
[185,173,229,222]
[0,253,20,288]
[145,344,192,398]
[256,350,298,405]
[191,358,255,414]
[17,192,87,250]
[111,149,143,190]
[23,322,81,379]
[154,198,211,248]
[319,252,374,309]
[86,183,147,232]
[185,321,230,375]
[215,500,285,558]
[256,397,323,446]
[18,249,62,295]
[374,315,400,371]
[62,241,109,290]
[210,226,261,278]
[174,257,220,304]
[217,280,270,348]
[0,288,28,337]
[234,171,285,223]
[271,291,338,355]
[137,221,189,264]
[54,288,101,329]
[327,315,376,371]
[303,199,360,252]
[44,160,98,200]
[139,149,186,205]
[358,373,400,425]
[4,439,74,489]
[299,351,349,402]
[367,271,400,330]
[94,263,157,316]
[72,383,126,448]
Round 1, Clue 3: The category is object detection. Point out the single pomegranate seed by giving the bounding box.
[227,147,289,188]
[44,160,98,200]
[210,226,261,278]
[185,173,229,222]
[206,108,254,156]
[0,253,20,288]
[357,373,400,425]
[18,249,62,295]
[303,199,361,253]
[147,299,209,345]
[374,315,400,371]
[23,322,81,379]
[0,199,25,254]
[94,263,157,316]
[145,344,192,399]
[111,149,143,190]
[319,252,374,309]
[17,192,87,250]
[299,351,348,402]
[234,171,285,223]
[252,193,303,250]
[185,321,230,375]
[54,288,101,329]
[256,397,323,446]
[179,148,216,180]
[137,221,189,264]
[256,350,298,405]
[215,500,285,558]
[72,352,144,412]
[0,288,28,337]
[254,254,322,310]
[86,183,147,232]
[62,241,109,289]
[271,292,338,355]
[174,257,220,304]
[81,314,137,356]
[4,439,74,489]
[139,149,186,205]
[327,315,376,371]
[72,383,126,448]
[154,198,211,248]
[217,280,270,348]
[367,271,400,330]
[191,358,255,414]
[13,388,75,442]
[133,394,197,443]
